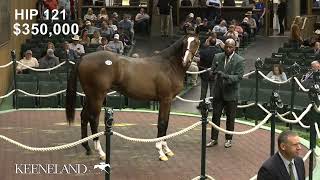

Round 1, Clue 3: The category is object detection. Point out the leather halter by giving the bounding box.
[185,46,199,59]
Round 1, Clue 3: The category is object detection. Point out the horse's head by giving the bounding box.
[182,29,200,67]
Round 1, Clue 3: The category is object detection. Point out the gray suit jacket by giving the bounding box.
[210,52,245,101]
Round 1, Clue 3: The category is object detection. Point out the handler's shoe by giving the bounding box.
[224,140,232,148]
[206,140,218,147]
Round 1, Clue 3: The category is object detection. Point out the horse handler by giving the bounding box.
[206,38,245,148]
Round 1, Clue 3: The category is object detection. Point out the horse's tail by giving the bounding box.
[66,59,81,124]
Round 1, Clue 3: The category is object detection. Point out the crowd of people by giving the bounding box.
[77,7,149,53]
[17,3,152,72]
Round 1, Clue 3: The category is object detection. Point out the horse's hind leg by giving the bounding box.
[80,107,92,155]
[86,95,106,160]
[90,116,106,160]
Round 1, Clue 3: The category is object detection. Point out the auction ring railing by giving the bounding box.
[0,102,319,180]
[0,52,319,180]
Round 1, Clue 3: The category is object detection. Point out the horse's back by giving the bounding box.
[77,51,184,100]
[77,51,124,93]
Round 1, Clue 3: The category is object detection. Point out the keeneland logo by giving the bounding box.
[93,162,110,173]
[15,163,88,174]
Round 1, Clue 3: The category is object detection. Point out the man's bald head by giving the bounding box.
[224,38,236,56]
[225,38,236,46]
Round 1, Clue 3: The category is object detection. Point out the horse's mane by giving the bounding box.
[157,36,185,59]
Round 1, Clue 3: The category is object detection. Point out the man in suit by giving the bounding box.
[301,61,320,89]
[206,38,245,148]
[257,131,305,180]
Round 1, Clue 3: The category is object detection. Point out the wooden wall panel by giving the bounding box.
[0,0,37,98]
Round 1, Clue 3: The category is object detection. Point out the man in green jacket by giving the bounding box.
[206,38,245,148]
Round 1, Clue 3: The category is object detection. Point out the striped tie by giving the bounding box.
[288,162,295,180]
[224,56,229,69]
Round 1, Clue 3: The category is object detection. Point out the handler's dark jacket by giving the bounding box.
[199,45,222,81]
[210,52,245,101]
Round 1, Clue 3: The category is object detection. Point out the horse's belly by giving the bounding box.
[116,81,158,101]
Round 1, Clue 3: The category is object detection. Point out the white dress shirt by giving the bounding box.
[279,152,299,180]
[224,51,235,69]
[69,43,85,55]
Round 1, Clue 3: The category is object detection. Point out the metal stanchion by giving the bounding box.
[11,50,17,109]
[269,90,283,156]
[200,99,210,180]
[104,108,114,180]
[270,110,276,156]
[309,114,315,180]
[254,58,263,125]
[192,98,213,180]
[289,76,295,130]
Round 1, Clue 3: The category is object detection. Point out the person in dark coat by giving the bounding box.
[277,0,286,35]
[198,37,222,107]
[257,131,305,180]
[206,38,245,148]
[59,41,79,62]
[38,49,59,69]
[157,0,174,37]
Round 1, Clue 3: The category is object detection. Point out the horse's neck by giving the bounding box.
[160,37,184,58]
[171,49,192,75]
[158,37,190,73]
[168,56,188,76]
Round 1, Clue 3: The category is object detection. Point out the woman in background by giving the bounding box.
[266,64,287,82]
[289,24,303,49]
[80,30,91,47]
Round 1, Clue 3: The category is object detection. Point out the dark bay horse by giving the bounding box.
[66,33,200,161]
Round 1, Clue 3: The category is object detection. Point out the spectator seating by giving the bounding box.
[16,81,38,108]
[106,93,126,109]
[127,98,150,109]
[38,81,61,108]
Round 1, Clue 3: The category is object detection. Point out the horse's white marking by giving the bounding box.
[183,37,195,65]
[94,140,106,160]
[162,141,173,156]
[105,60,112,65]
[156,141,167,159]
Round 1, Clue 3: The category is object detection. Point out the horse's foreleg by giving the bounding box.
[90,118,106,160]
[156,99,174,161]
[80,108,92,155]
[162,141,174,157]
[87,96,106,160]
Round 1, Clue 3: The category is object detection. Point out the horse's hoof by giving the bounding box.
[99,155,106,161]
[165,151,174,157]
[86,150,93,156]
[159,155,168,161]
